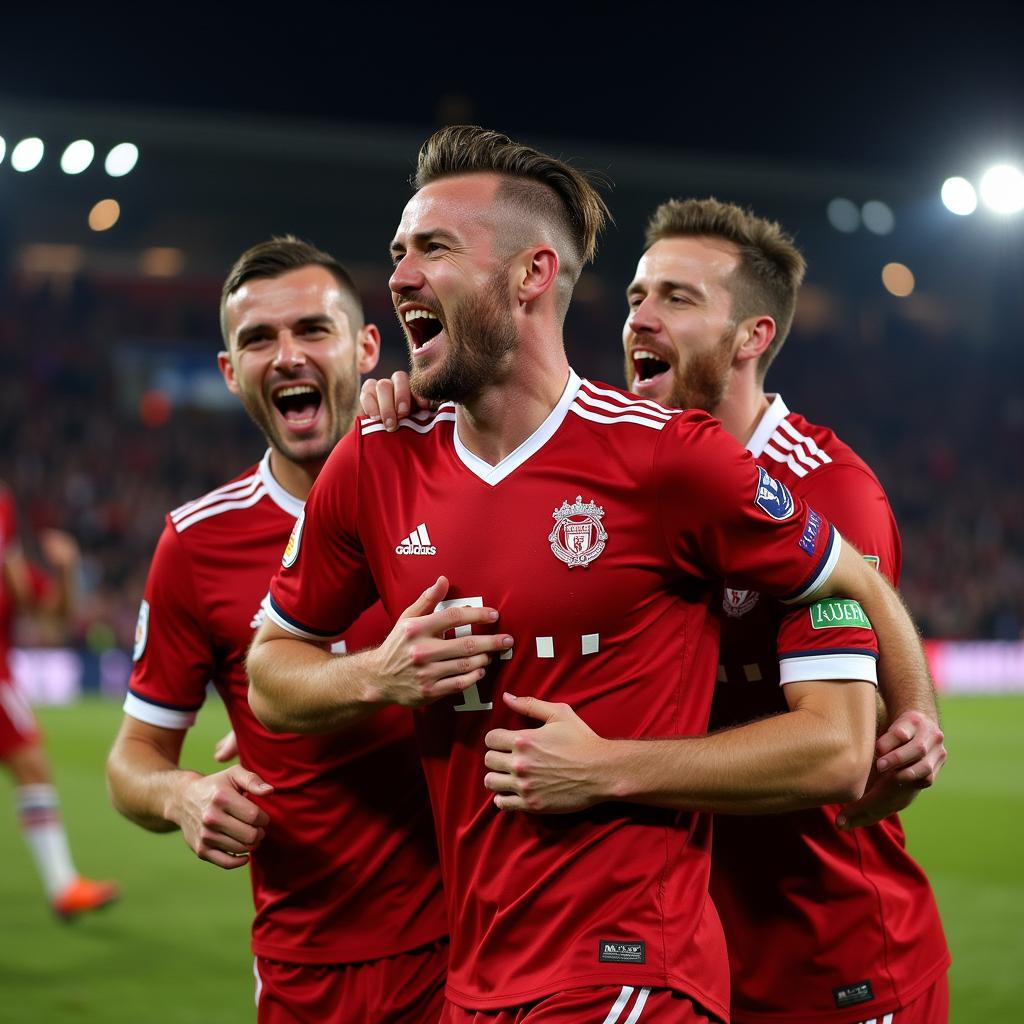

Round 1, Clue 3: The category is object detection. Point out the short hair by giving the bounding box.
[645,198,806,380]
[413,125,610,315]
[220,236,364,345]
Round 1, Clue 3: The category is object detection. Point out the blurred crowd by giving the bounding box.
[1,272,1021,654]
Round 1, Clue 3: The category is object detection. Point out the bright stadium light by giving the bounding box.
[60,139,95,175]
[941,176,978,215]
[862,200,895,235]
[979,164,1024,215]
[0,136,6,165]
[11,137,45,172]
[105,142,139,177]
[882,262,915,297]
[88,198,121,231]
[827,198,860,233]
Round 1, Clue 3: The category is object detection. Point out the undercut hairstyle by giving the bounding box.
[220,236,364,345]
[413,125,611,318]
[645,198,806,380]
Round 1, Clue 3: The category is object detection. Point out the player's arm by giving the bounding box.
[485,674,875,815]
[247,576,514,733]
[107,717,272,870]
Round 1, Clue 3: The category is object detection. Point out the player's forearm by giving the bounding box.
[106,737,200,834]
[246,634,386,733]
[599,705,873,814]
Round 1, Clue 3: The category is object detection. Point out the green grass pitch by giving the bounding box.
[0,694,1021,1022]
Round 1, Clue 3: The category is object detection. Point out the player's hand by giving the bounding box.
[836,768,917,829]
[39,529,81,570]
[483,693,608,813]
[359,371,433,431]
[367,576,513,708]
[171,766,273,870]
[873,709,946,785]
[213,729,239,763]
[835,710,945,829]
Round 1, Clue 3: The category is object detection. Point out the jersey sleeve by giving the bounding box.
[774,463,896,685]
[656,412,841,602]
[0,490,16,549]
[124,522,214,729]
[266,428,378,642]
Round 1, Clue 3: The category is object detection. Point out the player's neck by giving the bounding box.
[456,351,571,466]
[267,449,320,502]
[714,371,771,448]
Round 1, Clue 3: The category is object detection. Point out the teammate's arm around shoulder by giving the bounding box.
[247,576,514,733]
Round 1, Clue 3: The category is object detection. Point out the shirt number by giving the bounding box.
[435,595,493,712]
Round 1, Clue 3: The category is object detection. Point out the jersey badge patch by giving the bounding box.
[723,588,760,618]
[282,510,304,568]
[755,465,795,520]
[549,495,607,568]
[133,599,150,662]
[799,507,823,556]
[810,598,872,630]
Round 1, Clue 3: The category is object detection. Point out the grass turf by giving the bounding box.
[0,694,1021,1022]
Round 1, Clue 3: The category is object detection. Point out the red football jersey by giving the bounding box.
[268,373,844,1015]
[126,452,447,965]
[709,396,950,1022]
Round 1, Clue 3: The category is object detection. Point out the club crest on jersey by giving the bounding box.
[133,599,150,662]
[549,495,607,568]
[282,510,304,568]
[723,588,760,618]
[755,465,795,521]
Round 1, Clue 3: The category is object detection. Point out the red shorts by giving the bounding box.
[441,987,720,1023]
[852,971,949,1024]
[255,939,448,1024]
[0,676,40,759]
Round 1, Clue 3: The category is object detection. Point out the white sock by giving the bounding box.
[17,784,77,899]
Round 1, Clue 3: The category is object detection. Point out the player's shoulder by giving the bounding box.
[168,461,269,537]
[569,378,682,435]
[757,400,881,490]
[357,403,457,445]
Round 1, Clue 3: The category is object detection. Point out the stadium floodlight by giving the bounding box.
[862,200,895,235]
[104,142,139,177]
[979,164,1024,215]
[827,198,860,233]
[60,139,95,175]
[11,137,45,172]
[941,176,978,216]
[0,136,6,165]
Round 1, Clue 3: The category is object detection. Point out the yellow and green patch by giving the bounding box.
[810,598,873,630]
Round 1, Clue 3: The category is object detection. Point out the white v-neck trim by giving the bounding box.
[453,370,582,486]
[745,394,790,457]
[258,450,305,518]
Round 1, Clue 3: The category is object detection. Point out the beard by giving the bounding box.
[410,273,518,405]
[624,325,736,413]
[239,369,359,466]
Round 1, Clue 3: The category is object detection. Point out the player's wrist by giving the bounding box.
[163,770,205,828]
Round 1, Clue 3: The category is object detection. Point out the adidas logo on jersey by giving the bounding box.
[395,523,436,556]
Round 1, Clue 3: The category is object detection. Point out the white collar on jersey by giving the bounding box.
[745,393,790,457]
[258,449,305,518]
[453,369,582,486]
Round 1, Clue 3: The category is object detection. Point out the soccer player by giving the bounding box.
[1,487,119,920]
[105,238,448,1023]
[249,128,937,1023]
[467,199,950,1022]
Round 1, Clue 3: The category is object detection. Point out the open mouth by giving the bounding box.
[272,383,323,428]
[403,307,445,351]
[632,348,672,385]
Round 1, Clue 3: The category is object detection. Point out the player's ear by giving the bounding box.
[356,324,382,375]
[516,246,559,306]
[734,315,775,367]
[218,349,241,395]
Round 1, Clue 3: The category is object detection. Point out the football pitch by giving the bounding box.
[0,695,1021,1023]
